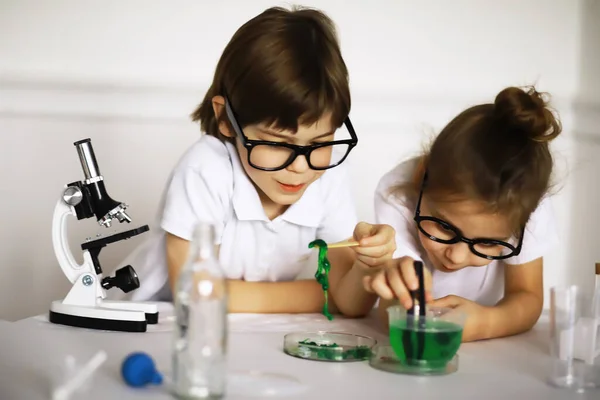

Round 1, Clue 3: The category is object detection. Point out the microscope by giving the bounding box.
[49,138,159,332]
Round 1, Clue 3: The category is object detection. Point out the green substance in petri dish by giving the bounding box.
[308,239,333,320]
[389,319,463,369]
[343,345,372,360]
[299,339,338,347]
[297,339,372,361]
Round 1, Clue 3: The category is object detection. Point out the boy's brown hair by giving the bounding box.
[395,86,562,238]
[191,6,350,140]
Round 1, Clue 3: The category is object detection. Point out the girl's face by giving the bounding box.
[235,116,334,218]
[418,196,514,272]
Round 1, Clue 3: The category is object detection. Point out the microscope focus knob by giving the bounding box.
[101,265,140,293]
[63,186,83,206]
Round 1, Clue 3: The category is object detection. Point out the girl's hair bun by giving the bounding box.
[493,86,561,143]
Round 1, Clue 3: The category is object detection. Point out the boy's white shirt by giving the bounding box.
[374,158,559,307]
[110,135,357,301]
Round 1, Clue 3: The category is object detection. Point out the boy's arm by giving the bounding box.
[166,232,192,292]
[327,247,378,318]
[166,232,338,313]
[227,279,337,314]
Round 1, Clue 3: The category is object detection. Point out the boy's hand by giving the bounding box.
[429,295,491,341]
[362,256,433,309]
[351,222,396,268]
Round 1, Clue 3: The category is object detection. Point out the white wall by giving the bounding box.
[1,0,599,321]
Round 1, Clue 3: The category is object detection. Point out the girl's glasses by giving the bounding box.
[224,95,357,172]
[413,172,524,260]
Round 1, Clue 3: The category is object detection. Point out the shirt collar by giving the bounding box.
[226,141,323,227]
[279,182,323,227]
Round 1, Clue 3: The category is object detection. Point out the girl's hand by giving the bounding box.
[428,295,491,341]
[351,222,396,268]
[362,256,433,309]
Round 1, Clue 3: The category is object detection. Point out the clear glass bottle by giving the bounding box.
[172,222,227,399]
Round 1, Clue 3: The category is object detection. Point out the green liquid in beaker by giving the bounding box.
[389,319,463,369]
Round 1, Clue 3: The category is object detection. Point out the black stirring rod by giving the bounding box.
[414,261,426,359]
[403,261,426,361]
[403,288,417,360]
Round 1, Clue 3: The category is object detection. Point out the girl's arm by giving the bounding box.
[432,196,555,341]
[484,257,544,338]
[430,257,544,342]
[167,232,338,313]
[372,258,544,342]
[478,196,555,339]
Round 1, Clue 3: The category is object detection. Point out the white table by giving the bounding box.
[0,303,596,400]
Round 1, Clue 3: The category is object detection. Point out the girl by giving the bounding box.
[365,86,561,341]
[114,6,394,317]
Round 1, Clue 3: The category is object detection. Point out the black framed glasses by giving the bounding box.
[413,172,524,260]
[224,95,358,171]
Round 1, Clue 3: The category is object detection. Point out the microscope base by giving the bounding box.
[100,299,159,324]
[49,300,148,332]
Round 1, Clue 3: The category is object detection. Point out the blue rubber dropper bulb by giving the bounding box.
[121,352,163,387]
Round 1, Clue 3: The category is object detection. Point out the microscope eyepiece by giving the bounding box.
[75,138,101,181]
[72,139,132,227]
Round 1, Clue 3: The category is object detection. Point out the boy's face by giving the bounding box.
[235,115,334,216]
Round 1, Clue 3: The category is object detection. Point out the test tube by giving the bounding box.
[51,351,107,400]
[594,263,600,318]
[547,286,600,392]
[595,263,600,308]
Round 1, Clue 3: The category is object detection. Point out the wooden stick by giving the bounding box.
[326,238,359,249]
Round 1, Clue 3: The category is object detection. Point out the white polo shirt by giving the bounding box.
[374,158,559,306]
[112,135,357,301]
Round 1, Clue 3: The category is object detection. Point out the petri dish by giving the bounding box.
[369,344,459,376]
[283,331,376,362]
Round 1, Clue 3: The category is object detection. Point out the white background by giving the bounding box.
[0,0,599,321]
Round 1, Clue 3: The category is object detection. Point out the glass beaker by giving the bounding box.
[548,285,600,392]
[382,304,466,375]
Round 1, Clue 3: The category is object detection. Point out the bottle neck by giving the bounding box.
[189,223,217,264]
